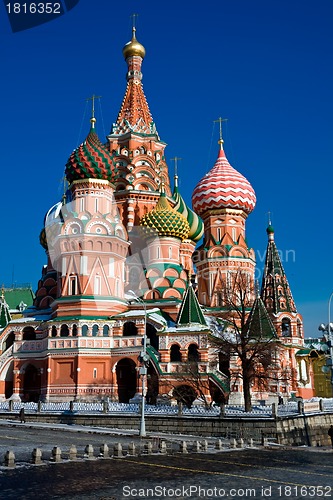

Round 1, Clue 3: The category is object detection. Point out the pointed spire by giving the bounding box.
[170,157,182,192]
[245,295,277,340]
[112,25,156,136]
[214,117,228,151]
[260,223,297,314]
[86,95,102,130]
[176,283,207,326]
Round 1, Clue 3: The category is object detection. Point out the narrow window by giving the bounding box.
[62,258,67,277]
[80,256,88,275]
[69,276,77,295]
[93,368,97,379]
[94,275,101,295]
[80,197,85,212]
[108,258,115,277]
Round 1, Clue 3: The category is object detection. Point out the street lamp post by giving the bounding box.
[127,290,147,437]
[328,292,333,393]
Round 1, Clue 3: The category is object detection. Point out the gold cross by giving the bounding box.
[214,117,228,147]
[86,94,102,119]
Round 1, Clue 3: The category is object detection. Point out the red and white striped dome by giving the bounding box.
[192,148,256,216]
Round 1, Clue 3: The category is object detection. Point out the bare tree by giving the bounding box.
[209,271,280,412]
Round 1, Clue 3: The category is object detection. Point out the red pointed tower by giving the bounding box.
[192,126,256,308]
[107,27,172,233]
[260,222,303,339]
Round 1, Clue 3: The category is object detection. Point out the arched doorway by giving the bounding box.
[23,364,41,402]
[116,358,137,403]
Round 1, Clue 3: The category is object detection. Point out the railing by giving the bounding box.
[1,398,332,417]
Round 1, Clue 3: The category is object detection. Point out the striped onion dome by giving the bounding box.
[140,191,190,241]
[192,148,256,216]
[65,118,115,184]
[173,177,204,242]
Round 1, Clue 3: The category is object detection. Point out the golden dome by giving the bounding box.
[140,191,190,241]
[123,28,146,60]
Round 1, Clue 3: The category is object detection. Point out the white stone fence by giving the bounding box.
[1,398,332,418]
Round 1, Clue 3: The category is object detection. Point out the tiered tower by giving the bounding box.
[107,28,171,234]
[192,133,256,308]
[45,114,129,318]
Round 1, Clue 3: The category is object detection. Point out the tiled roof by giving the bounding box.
[192,148,256,216]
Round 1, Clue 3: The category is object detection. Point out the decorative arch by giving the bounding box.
[23,364,41,402]
[170,344,182,362]
[3,332,15,352]
[22,327,36,341]
[281,317,291,337]
[123,321,138,336]
[116,358,137,403]
[188,343,200,362]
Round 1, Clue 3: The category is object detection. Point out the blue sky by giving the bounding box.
[0,0,332,337]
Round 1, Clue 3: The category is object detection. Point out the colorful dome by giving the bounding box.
[65,119,115,184]
[173,178,204,242]
[140,191,190,240]
[123,27,146,60]
[192,148,256,216]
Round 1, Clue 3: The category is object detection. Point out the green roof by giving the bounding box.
[245,295,277,340]
[176,284,207,327]
[4,287,35,311]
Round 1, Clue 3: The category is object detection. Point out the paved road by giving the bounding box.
[0,421,332,499]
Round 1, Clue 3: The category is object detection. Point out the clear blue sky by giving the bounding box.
[0,0,332,337]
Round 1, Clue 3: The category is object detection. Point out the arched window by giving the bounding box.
[60,324,69,337]
[188,344,200,362]
[92,324,99,336]
[81,325,88,336]
[170,344,182,362]
[123,321,138,336]
[22,327,36,341]
[3,332,15,351]
[72,324,78,337]
[103,325,110,337]
[281,318,291,337]
[51,326,57,337]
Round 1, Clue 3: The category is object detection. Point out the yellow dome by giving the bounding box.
[140,192,190,241]
[123,28,146,60]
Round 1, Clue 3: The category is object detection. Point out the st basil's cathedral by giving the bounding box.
[0,27,315,405]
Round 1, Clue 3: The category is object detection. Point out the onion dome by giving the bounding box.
[192,147,256,216]
[123,27,146,60]
[40,201,64,250]
[173,176,204,242]
[140,190,190,240]
[39,227,48,250]
[65,118,114,184]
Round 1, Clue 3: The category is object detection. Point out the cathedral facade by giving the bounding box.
[0,28,314,405]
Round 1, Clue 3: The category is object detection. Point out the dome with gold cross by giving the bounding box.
[65,117,116,184]
[140,190,190,240]
[123,27,146,60]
